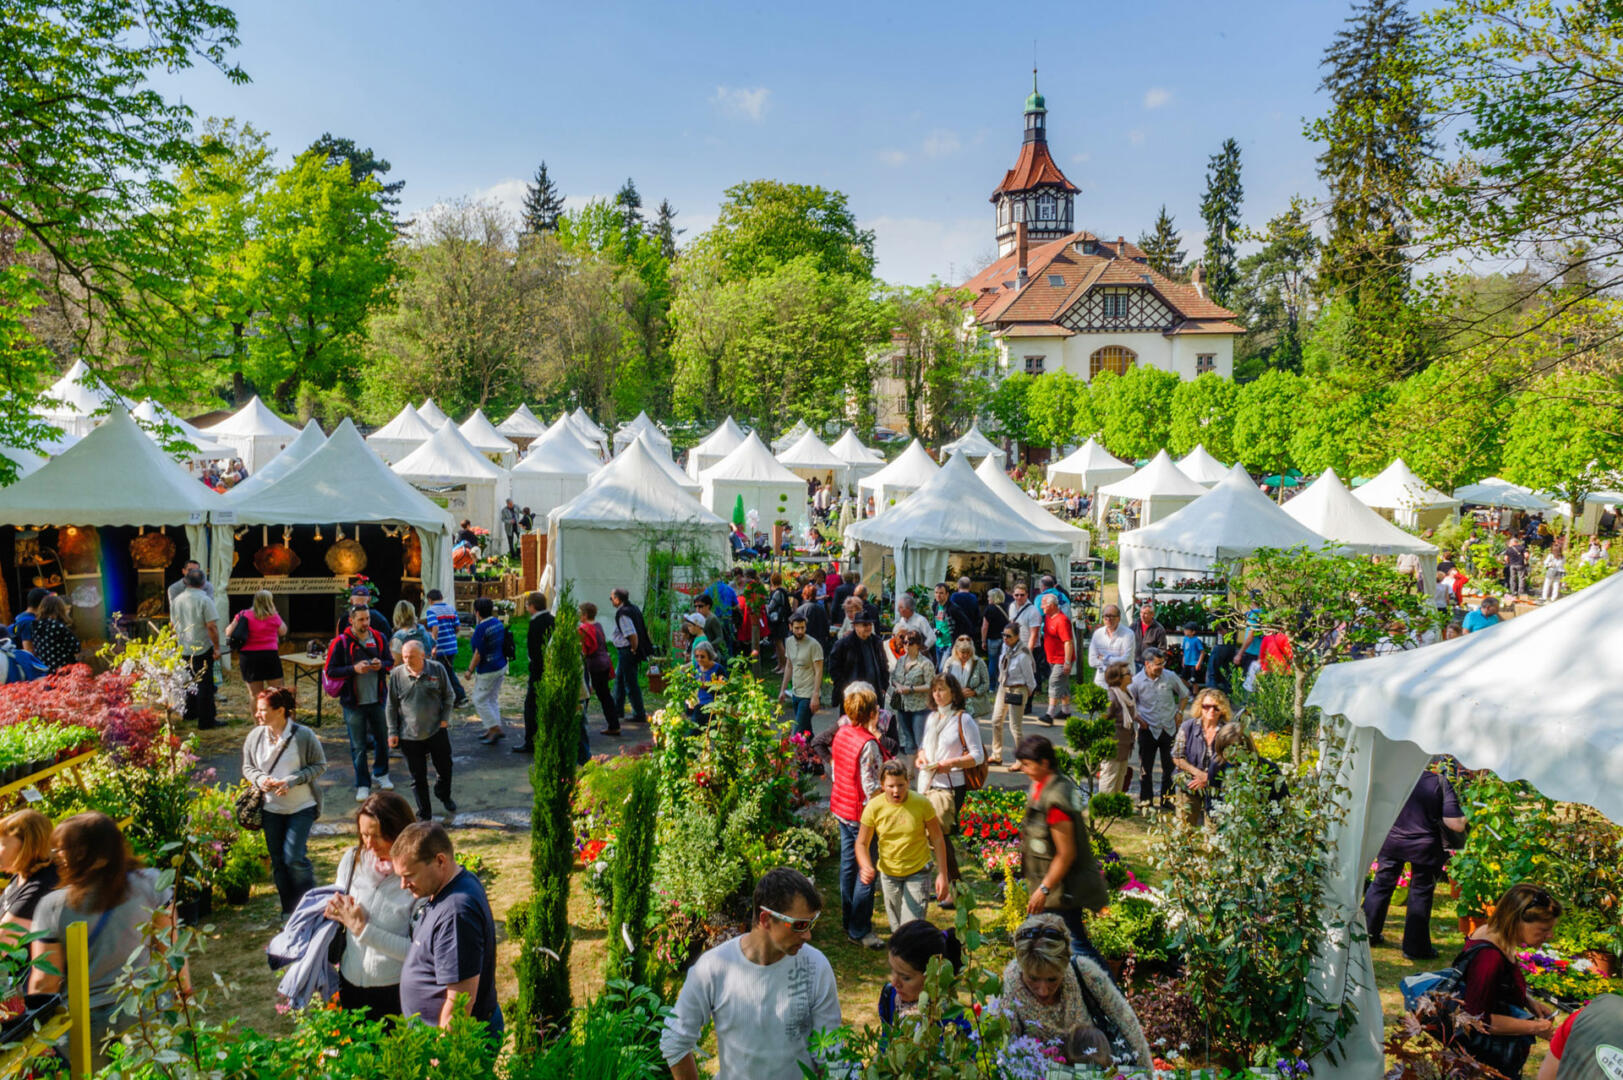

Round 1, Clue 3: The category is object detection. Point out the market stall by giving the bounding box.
[1045,437,1134,494]
[458,408,519,468]
[1283,467,1439,582]
[1451,476,1557,514]
[612,411,672,457]
[1094,448,1209,527]
[509,422,604,520]
[223,420,325,503]
[131,400,235,463]
[699,432,806,533]
[777,428,850,493]
[686,416,746,479]
[771,419,809,454]
[940,423,1000,463]
[830,428,885,490]
[856,438,939,515]
[1174,443,1231,487]
[392,422,510,537]
[0,405,229,639]
[366,404,438,465]
[202,395,300,472]
[495,403,549,450]
[38,360,121,439]
[1353,457,1461,530]
[1303,566,1623,1078]
[974,454,1090,559]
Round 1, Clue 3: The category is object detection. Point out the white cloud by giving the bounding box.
[867,216,990,286]
[1143,87,1173,110]
[921,129,961,158]
[470,178,528,220]
[711,85,771,121]
[1070,152,1091,164]
[877,148,910,167]
[1128,130,1146,146]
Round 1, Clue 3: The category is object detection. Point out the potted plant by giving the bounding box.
[646,658,667,695]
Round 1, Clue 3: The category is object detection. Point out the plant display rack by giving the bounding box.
[0,920,93,1079]
[0,749,97,803]
[1067,555,1104,636]
[1132,566,1228,653]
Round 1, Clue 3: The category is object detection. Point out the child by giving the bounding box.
[879,919,964,1024]
[855,761,950,929]
[1179,622,1206,684]
[691,641,724,725]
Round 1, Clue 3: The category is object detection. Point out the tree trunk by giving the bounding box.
[1292,665,1307,768]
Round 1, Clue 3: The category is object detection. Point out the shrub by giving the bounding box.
[1086,895,1169,962]
[605,757,659,985]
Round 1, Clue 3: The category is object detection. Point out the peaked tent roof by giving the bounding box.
[416,399,450,427]
[1353,458,1461,512]
[0,405,221,525]
[778,429,848,472]
[1283,468,1439,557]
[368,404,438,444]
[771,420,810,454]
[613,411,671,454]
[692,416,746,459]
[41,360,121,418]
[570,407,607,441]
[556,437,724,528]
[857,439,940,493]
[941,423,1000,459]
[495,403,549,439]
[0,444,47,481]
[633,431,699,493]
[204,395,299,438]
[225,420,326,502]
[975,454,1087,549]
[701,432,804,484]
[1098,449,1209,500]
[1047,437,1135,490]
[1451,476,1557,513]
[545,413,603,456]
[514,423,605,477]
[457,409,518,456]
[830,428,885,465]
[131,400,235,459]
[849,452,1069,556]
[1175,444,1230,486]
[393,421,507,483]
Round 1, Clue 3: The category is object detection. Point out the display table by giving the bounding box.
[280,653,329,726]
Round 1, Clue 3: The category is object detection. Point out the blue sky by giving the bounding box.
[157,0,1359,285]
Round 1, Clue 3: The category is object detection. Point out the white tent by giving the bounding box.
[39,360,122,437]
[509,423,604,520]
[1046,437,1135,493]
[0,405,233,597]
[366,405,438,465]
[612,411,671,457]
[1116,466,1330,603]
[458,409,519,469]
[415,399,450,427]
[1451,476,1557,514]
[393,422,510,537]
[0,445,47,482]
[545,412,604,459]
[1353,458,1461,529]
[857,439,939,513]
[633,431,701,495]
[771,420,810,455]
[546,437,730,618]
[1175,444,1230,487]
[231,419,455,600]
[495,404,549,442]
[1302,568,1623,1079]
[975,454,1090,559]
[687,417,746,480]
[777,429,850,491]
[830,429,885,489]
[224,420,325,503]
[131,400,236,462]
[1095,449,1210,527]
[203,395,300,472]
[1283,468,1439,582]
[561,412,607,458]
[848,452,1071,598]
[700,432,807,526]
[34,429,80,457]
[571,407,607,443]
[941,423,1000,462]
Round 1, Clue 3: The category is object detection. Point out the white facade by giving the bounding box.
[993,330,1234,383]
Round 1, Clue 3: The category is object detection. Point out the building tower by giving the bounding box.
[991,70,1079,257]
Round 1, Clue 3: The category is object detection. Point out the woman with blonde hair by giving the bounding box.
[0,809,58,937]
[1172,687,1232,826]
[941,636,990,720]
[1001,912,1153,1069]
[228,588,288,698]
[1098,662,1137,794]
[1456,884,1565,1077]
[389,599,432,663]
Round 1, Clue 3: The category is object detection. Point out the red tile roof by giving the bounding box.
[991,140,1079,197]
[995,323,1076,338]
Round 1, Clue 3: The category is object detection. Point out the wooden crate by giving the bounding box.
[454,580,476,603]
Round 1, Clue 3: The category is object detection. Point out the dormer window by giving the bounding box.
[1037,194,1056,221]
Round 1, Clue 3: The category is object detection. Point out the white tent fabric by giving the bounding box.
[1283,468,1439,582]
[975,455,1090,559]
[0,445,47,482]
[0,405,230,589]
[366,405,439,465]
[571,407,607,443]
[1046,438,1134,493]
[1451,476,1557,513]
[941,423,1000,461]
[495,404,549,441]
[612,411,671,456]
[1175,444,1230,486]
[857,439,939,513]
[547,437,730,618]
[393,422,510,536]
[509,423,604,519]
[1116,465,1330,602]
[131,400,236,461]
[546,413,604,458]
[634,431,700,495]
[700,432,807,525]
[1302,568,1623,1077]
[39,360,122,437]
[224,420,325,503]
[203,395,300,472]
[415,399,450,427]
[830,429,885,490]
[771,420,809,455]
[848,453,1071,598]
[231,419,455,600]
[687,417,746,480]
[34,429,80,456]
[458,409,519,468]
[1353,458,1461,529]
[777,429,849,490]
[1095,449,1210,527]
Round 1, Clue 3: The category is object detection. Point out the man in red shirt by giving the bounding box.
[1040,594,1075,721]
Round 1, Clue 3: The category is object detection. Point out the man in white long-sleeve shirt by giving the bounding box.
[661,867,842,1080]
[1087,604,1137,687]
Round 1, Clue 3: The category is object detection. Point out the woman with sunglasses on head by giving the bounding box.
[1171,687,1231,827]
[989,621,1037,765]
[1002,912,1153,1069]
[915,672,985,901]
[890,632,937,757]
[878,919,963,1025]
[1455,883,1565,1078]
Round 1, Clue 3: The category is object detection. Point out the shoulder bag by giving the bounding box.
[327,846,360,965]
[234,725,301,830]
[954,711,989,791]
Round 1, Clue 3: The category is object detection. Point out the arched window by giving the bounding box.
[1089,345,1136,379]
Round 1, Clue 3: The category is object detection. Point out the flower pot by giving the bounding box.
[176,893,214,926]
[1585,950,1616,978]
[647,672,667,694]
[1459,914,1489,937]
[223,883,251,906]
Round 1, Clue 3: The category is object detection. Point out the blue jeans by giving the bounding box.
[791,695,815,737]
[436,654,466,702]
[1058,904,1114,981]
[837,818,878,940]
[613,646,645,721]
[986,639,1004,692]
[263,805,317,914]
[898,709,929,756]
[343,701,389,788]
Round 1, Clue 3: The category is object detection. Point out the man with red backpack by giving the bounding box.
[325,607,395,802]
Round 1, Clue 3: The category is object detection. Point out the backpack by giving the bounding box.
[621,602,654,661]
[503,623,518,662]
[1399,939,1500,1039]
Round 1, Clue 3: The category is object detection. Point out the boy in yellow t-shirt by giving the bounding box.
[856,760,950,930]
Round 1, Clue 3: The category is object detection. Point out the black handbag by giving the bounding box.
[327,846,360,965]
[233,726,299,830]
[227,613,251,651]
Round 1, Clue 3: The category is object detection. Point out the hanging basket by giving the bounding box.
[324,538,368,576]
[253,545,301,577]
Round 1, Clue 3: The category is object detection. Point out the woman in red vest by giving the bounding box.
[830,681,886,950]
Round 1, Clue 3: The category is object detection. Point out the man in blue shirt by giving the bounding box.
[422,589,467,707]
[1461,595,1503,634]
[1179,622,1206,684]
[393,822,502,1036]
[9,587,47,652]
[466,597,507,744]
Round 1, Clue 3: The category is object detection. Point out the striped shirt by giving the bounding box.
[424,602,460,657]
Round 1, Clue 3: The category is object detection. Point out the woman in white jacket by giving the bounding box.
[916,672,987,897]
[323,790,418,1020]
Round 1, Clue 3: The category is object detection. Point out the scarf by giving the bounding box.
[1000,957,1087,1041]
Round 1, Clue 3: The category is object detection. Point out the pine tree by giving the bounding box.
[1136,205,1185,280]
[520,160,565,235]
[614,177,644,234]
[308,133,405,209]
[604,756,660,985]
[1199,138,1243,307]
[654,198,683,259]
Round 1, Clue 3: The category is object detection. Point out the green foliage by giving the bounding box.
[1199,138,1245,307]
[1231,368,1309,474]
[1285,376,1393,477]
[1088,792,1136,839]
[982,371,1033,444]
[520,160,566,235]
[1086,895,1170,962]
[1023,370,1089,447]
[1500,370,1623,509]
[605,757,660,985]
[689,179,875,281]
[883,282,995,441]
[1092,366,1179,461]
[507,980,674,1080]
[1138,204,1186,280]
[1167,373,1239,461]
[1447,771,1558,920]
[1566,557,1618,594]
[1234,197,1321,376]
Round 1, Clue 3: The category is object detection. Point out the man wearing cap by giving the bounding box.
[828,615,887,708]
[337,585,391,640]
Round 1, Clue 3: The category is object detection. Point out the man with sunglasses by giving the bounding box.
[662,867,841,1080]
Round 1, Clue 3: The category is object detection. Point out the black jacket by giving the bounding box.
[325,627,395,707]
[829,631,889,706]
[794,600,830,650]
[527,611,555,674]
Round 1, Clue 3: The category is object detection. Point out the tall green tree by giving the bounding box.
[1234,198,1320,376]
[1199,139,1244,307]
[691,179,876,280]
[1167,373,1239,462]
[1501,369,1623,512]
[654,198,683,260]
[886,284,994,442]
[1023,371,1088,448]
[604,757,659,985]
[614,177,644,236]
[520,160,566,235]
[1137,205,1186,280]
[308,132,405,211]
[1231,368,1309,475]
[984,372,1034,446]
[1093,366,1179,460]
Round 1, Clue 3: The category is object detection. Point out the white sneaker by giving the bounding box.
[355,786,370,802]
[376,775,394,790]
